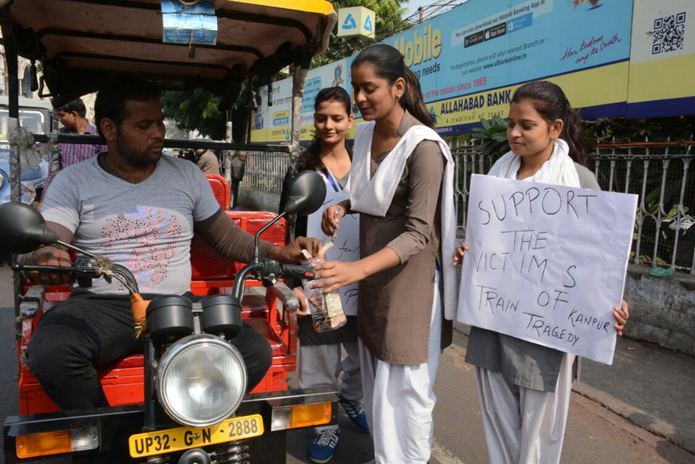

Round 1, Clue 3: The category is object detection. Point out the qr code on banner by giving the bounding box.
[652,12,686,55]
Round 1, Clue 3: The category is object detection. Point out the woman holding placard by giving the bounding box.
[453,80,630,464]
[279,87,368,464]
[315,44,458,464]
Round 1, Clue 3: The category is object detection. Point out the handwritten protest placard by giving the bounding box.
[306,197,360,316]
[457,175,637,365]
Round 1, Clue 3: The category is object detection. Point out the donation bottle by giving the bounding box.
[301,257,347,332]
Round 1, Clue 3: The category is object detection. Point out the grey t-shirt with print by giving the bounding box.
[42,154,220,295]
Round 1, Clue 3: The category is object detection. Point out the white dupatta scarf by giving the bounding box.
[488,138,581,188]
[350,121,458,321]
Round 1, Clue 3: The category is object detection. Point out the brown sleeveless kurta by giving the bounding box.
[355,112,453,365]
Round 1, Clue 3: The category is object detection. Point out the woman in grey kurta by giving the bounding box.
[454,81,630,464]
[279,87,368,464]
[314,45,457,464]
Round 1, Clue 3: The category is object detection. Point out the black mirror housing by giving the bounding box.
[0,202,59,254]
[284,170,326,216]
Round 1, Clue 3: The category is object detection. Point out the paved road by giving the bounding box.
[0,261,692,464]
[285,329,694,464]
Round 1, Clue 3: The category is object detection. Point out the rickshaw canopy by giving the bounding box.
[0,0,336,106]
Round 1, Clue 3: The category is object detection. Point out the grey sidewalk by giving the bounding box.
[573,335,695,456]
[454,320,695,457]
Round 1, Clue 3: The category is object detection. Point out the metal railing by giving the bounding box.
[452,138,695,274]
[226,149,291,195]
[237,139,695,274]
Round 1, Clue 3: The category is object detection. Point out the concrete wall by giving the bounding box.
[239,189,695,355]
[623,264,695,356]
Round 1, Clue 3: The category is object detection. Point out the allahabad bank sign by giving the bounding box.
[250,0,695,143]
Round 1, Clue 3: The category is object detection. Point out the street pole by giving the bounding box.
[224,110,233,184]
[1,13,23,334]
[287,64,309,241]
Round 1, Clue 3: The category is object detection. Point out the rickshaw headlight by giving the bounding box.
[156,334,247,427]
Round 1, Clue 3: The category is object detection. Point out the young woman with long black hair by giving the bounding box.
[453,81,630,464]
[315,44,458,464]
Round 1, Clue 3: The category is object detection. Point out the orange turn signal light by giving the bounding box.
[16,426,99,458]
[290,403,332,429]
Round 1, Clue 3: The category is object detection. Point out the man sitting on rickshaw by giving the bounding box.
[21,75,319,411]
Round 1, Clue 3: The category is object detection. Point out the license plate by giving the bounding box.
[129,414,263,458]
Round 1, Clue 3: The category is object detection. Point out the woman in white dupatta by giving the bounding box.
[312,44,458,464]
[454,81,630,464]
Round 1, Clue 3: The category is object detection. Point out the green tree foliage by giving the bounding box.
[312,0,407,67]
[161,83,260,142]
[583,115,695,142]
[161,88,226,140]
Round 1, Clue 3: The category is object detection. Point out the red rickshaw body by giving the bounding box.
[2,1,338,461]
[17,175,297,415]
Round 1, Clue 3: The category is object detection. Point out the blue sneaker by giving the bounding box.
[339,396,369,433]
[309,428,340,464]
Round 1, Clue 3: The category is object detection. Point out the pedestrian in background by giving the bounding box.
[317,44,458,464]
[195,147,220,175]
[42,98,105,200]
[230,152,247,208]
[453,80,630,464]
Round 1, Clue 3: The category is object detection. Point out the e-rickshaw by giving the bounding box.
[0,1,337,462]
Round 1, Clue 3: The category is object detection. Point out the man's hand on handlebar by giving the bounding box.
[26,246,73,285]
[270,237,321,264]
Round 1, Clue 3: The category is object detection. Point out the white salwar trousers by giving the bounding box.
[476,352,576,464]
[299,340,362,433]
[359,271,442,464]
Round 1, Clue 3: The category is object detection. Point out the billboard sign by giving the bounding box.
[250,59,350,144]
[627,0,695,118]
[250,0,695,144]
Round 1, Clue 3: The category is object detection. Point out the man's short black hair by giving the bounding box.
[94,74,161,137]
[58,99,86,118]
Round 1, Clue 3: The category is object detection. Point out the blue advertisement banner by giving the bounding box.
[386,0,634,134]
[251,0,644,143]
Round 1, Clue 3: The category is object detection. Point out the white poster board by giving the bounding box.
[457,175,638,365]
[306,196,360,316]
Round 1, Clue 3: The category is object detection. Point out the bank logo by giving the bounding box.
[342,14,357,30]
[429,106,437,119]
[364,15,373,33]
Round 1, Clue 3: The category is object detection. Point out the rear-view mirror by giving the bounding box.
[0,202,59,254]
[283,170,326,216]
